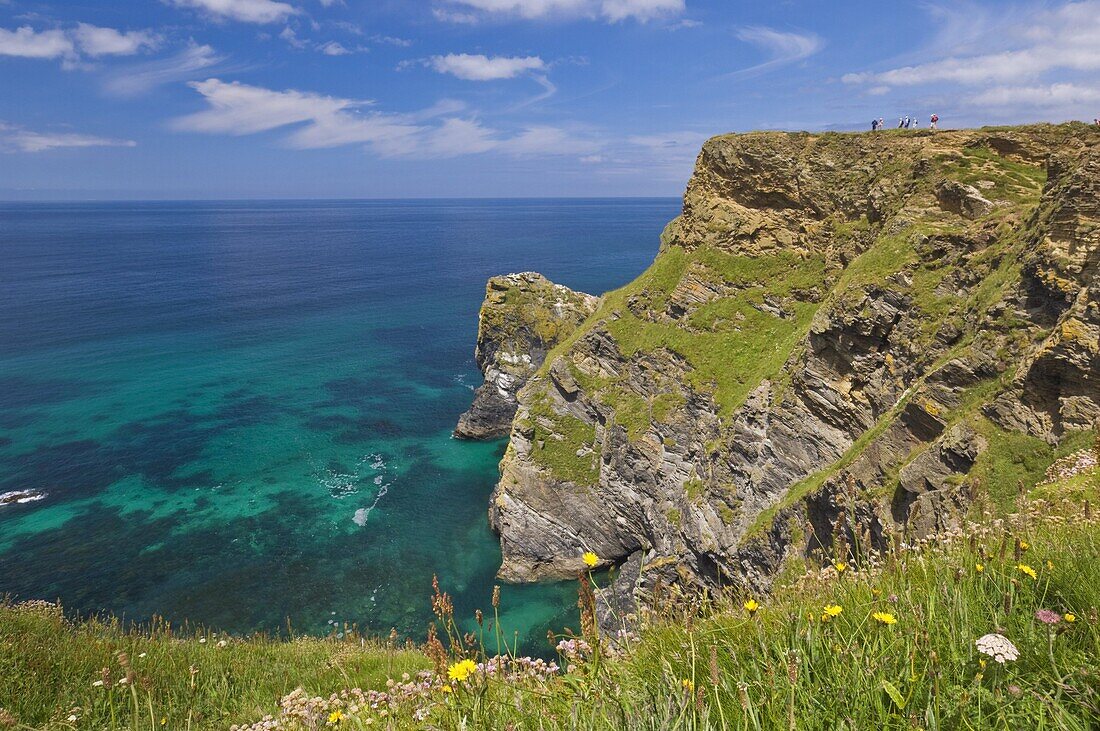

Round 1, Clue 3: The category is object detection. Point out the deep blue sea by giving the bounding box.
[0,199,676,650]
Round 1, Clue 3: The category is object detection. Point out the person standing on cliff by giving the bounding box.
[872,119,879,131]
[931,113,939,130]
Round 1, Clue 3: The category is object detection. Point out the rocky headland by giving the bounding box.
[455,272,598,439]
[462,124,1100,621]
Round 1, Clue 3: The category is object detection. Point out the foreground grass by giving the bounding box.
[0,610,426,729]
[3,470,1098,730]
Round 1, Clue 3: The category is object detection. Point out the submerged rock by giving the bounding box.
[455,272,598,440]
[0,489,46,507]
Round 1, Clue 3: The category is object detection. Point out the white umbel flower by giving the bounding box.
[976,633,1019,664]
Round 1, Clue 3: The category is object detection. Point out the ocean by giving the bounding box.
[0,198,677,650]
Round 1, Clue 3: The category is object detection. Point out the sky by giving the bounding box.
[1,0,1098,199]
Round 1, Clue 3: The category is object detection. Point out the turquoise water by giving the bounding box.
[0,199,676,650]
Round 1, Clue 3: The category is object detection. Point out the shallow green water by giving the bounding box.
[0,199,677,651]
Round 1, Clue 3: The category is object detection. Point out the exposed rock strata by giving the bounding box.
[479,124,1100,623]
[455,273,598,440]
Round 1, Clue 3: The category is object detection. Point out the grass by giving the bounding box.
[0,607,426,730]
[3,472,1097,730]
[521,390,601,486]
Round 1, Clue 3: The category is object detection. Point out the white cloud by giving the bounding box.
[971,82,1100,108]
[720,26,823,79]
[318,41,353,55]
[167,0,299,24]
[436,0,683,23]
[0,23,160,63]
[429,53,545,80]
[843,1,1100,87]
[172,78,600,158]
[0,26,73,58]
[72,24,159,57]
[103,44,225,96]
[0,121,136,152]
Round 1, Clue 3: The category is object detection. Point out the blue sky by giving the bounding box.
[1,0,1098,198]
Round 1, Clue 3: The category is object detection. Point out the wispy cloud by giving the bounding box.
[841,0,1100,116]
[718,26,823,80]
[0,121,136,152]
[435,0,683,23]
[428,53,545,80]
[103,43,226,96]
[172,78,600,158]
[166,0,300,24]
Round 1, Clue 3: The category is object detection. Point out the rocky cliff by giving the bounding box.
[455,273,598,439]
[472,124,1099,618]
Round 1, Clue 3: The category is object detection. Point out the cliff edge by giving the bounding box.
[478,124,1099,614]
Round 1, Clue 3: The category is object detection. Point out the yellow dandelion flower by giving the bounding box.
[872,611,897,625]
[1016,564,1037,580]
[447,659,478,683]
[441,684,454,694]
[834,561,848,574]
[743,599,760,614]
[1019,540,1029,551]
[582,552,599,568]
[975,563,984,573]
[1064,613,1076,623]
[823,604,843,618]
[681,679,695,692]
[328,710,344,725]
[1046,560,1054,570]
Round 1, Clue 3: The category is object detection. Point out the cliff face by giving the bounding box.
[455,273,598,440]
[480,124,1099,608]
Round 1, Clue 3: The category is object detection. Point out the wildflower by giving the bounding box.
[743,599,760,614]
[582,552,599,568]
[1017,564,1037,580]
[976,633,1019,664]
[1064,613,1076,623]
[328,710,343,725]
[872,612,897,625]
[822,604,843,621]
[681,678,695,693]
[217,640,228,648]
[447,659,478,683]
[440,684,454,694]
[198,637,207,644]
[834,561,848,574]
[67,715,78,723]
[92,680,104,688]
[975,563,984,573]
[1035,609,1061,625]
[1019,540,1029,551]
[138,653,147,658]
